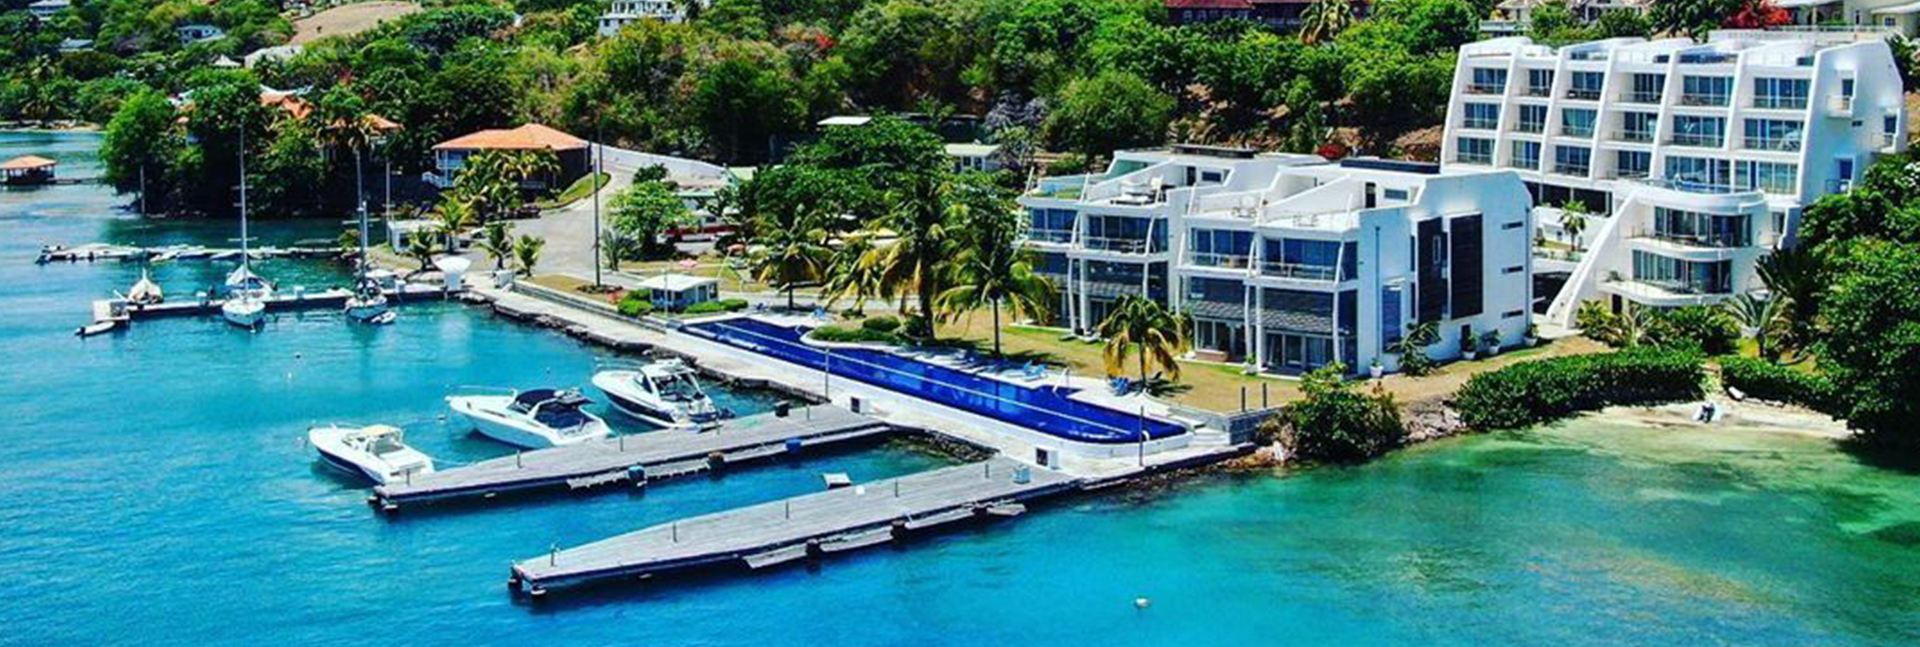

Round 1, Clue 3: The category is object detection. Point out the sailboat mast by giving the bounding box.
[239,128,250,271]
[356,147,369,279]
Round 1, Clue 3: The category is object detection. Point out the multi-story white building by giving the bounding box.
[598,0,684,36]
[1440,31,1906,324]
[1019,146,1535,376]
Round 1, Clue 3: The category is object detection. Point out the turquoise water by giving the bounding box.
[4,132,1920,646]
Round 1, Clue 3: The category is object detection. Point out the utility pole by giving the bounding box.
[593,121,605,288]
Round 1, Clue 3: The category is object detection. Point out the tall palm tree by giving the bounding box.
[430,197,478,249]
[601,229,640,272]
[1560,201,1590,252]
[936,200,1054,356]
[404,233,442,275]
[874,175,958,338]
[1613,302,1653,348]
[512,234,546,276]
[477,221,515,270]
[754,221,830,310]
[823,231,889,315]
[1096,294,1191,384]
[1722,291,1784,361]
[1300,0,1356,45]
[1756,247,1821,358]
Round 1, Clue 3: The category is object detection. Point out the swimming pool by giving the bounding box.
[686,318,1186,443]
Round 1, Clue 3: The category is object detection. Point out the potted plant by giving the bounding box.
[1461,330,1479,361]
[1369,358,1384,380]
[1524,322,1540,346]
[1480,330,1502,357]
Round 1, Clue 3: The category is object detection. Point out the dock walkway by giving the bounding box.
[510,456,1077,594]
[373,405,888,508]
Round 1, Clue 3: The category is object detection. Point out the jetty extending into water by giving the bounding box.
[79,283,444,335]
[508,455,1078,596]
[373,405,892,510]
[37,242,340,265]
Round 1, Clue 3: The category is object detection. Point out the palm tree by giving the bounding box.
[601,229,640,272]
[403,232,442,275]
[1386,320,1440,376]
[477,221,515,270]
[1096,294,1191,385]
[1722,292,1784,361]
[823,231,889,315]
[754,222,830,310]
[429,197,478,249]
[1560,200,1590,252]
[1756,247,1821,359]
[874,175,959,338]
[1300,0,1356,45]
[512,234,546,276]
[1613,302,1653,347]
[936,201,1054,356]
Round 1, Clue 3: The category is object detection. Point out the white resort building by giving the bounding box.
[1439,30,1907,325]
[598,0,684,36]
[1018,146,1535,377]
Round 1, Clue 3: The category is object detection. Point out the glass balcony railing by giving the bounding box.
[1515,121,1546,134]
[1563,125,1597,137]
[1631,277,1731,295]
[1462,118,1500,130]
[1743,137,1802,152]
[1753,95,1809,110]
[1553,163,1591,176]
[1637,229,1749,249]
[1458,154,1493,165]
[1524,86,1552,97]
[1613,130,1655,143]
[1622,91,1663,104]
[1612,168,1651,180]
[1466,83,1506,95]
[1024,228,1074,244]
[1565,89,1603,100]
[1080,236,1159,254]
[1186,252,1252,270]
[1679,93,1730,107]
[1259,261,1340,282]
[1668,134,1723,147]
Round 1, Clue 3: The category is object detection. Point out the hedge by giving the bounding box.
[1453,348,1705,430]
[684,298,749,314]
[616,292,653,317]
[1717,355,1840,415]
[810,324,901,344]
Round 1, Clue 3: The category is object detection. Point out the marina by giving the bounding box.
[373,405,893,508]
[509,456,1079,596]
[79,283,445,335]
[36,242,342,264]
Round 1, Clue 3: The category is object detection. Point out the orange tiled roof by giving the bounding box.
[433,123,587,152]
[0,155,56,170]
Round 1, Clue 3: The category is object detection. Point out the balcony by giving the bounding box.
[1883,132,1903,150]
[1515,121,1545,134]
[1679,93,1729,107]
[1563,125,1597,138]
[1524,86,1552,97]
[1621,91,1663,104]
[1565,89,1603,101]
[1600,276,1731,306]
[1462,118,1500,131]
[1742,136,1802,152]
[1457,153,1493,166]
[1552,163,1591,176]
[1634,229,1748,249]
[1753,95,1809,110]
[1187,252,1252,270]
[1080,236,1160,255]
[1466,83,1506,95]
[1644,178,1735,194]
[1611,168,1651,180]
[1828,95,1855,115]
[1667,133,1723,148]
[1613,129,1655,144]
[1025,228,1074,244]
[1258,261,1340,282]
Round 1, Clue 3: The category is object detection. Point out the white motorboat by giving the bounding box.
[592,358,732,429]
[447,388,610,449]
[308,424,435,485]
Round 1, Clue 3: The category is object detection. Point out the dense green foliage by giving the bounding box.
[1282,364,1404,463]
[682,297,751,314]
[810,322,905,344]
[1453,349,1706,430]
[617,289,655,317]
[1578,303,1738,355]
[1717,355,1838,414]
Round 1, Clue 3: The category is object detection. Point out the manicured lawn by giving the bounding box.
[535,172,610,210]
[614,256,771,294]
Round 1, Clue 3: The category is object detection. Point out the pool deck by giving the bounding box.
[509,456,1079,595]
[371,405,890,509]
[471,283,1244,479]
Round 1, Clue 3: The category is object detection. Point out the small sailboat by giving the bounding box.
[592,358,733,429]
[343,200,391,324]
[124,268,164,306]
[308,424,435,485]
[447,388,611,449]
[221,131,272,330]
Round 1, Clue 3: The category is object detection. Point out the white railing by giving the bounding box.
[1186,252,1252,270]
[1080,236,1158,255]
[1259,261,1339,282]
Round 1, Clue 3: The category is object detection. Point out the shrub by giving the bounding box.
[861,315,901,333]
[1453,348,1705,430]
[1283,364,1405,463]
[1718,355,1839,414]
[617,291,654,317]
[1651,306,1739,355]
[810,324,901,344]
[684,298,749,314]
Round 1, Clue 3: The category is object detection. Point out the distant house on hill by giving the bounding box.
[429,123,590,191]
[598,0,684,36]
[176,24,226,44]
[27,0,68,21]
[1167,0,1355,28]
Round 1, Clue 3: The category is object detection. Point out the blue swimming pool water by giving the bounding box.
[687,317,1185,443]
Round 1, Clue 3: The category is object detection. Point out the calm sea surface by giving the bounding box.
[2,132,1917,646]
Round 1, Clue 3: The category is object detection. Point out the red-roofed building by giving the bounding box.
[429,123,591,190]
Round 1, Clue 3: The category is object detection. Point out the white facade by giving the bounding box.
[1441,32,1906,324]
[597,0,683,37]
[1019,147,1535,377]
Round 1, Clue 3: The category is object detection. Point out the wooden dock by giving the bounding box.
[37,243,338,264]
[373,405,891,509]
[508,456,1078,595]
[83,284,444,329]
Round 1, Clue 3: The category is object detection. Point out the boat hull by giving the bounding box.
[307,426,434,486]
[222,300,265,328]
[446,396,609,449]
[344,296,389,323]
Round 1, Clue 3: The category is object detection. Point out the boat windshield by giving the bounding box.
[655,374,704,402]
[367,434,407,455]
[533,402,594,431]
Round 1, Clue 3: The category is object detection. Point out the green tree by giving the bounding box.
[1387,320,1439,376]
[404,231,443,274]
[478,221,515,270]
[822,231,890,315]
[1282,364,1404,463]
[1096,294,1191,384]
[1560,200,1590,251]
[1300,0,1358,44]
[601,229,642,272]
[1817,240,1920,446]
[513,234,547,276]
[100,89,179,202]
[1722,292,1785,362]
[753,218,830,309]
[1042,70,1174,159]
[935,191,1055,355]
[1756,246,1822,358]
[609,179,692,255]
[429,197,479,248]
[683,41,802,163]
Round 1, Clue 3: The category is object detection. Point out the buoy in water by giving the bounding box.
[1134,597,1151,610]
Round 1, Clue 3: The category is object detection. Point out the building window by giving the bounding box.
[1516,104,1548,133]
[1681,75,1732,107]
[1670,115,1725,147]
[1619,112,1657,143]
[1665,156,1731,192]
[1736,161,1798,195]
[1627,73,1664,103]
[1511,141,1541,170]
[1652,207,1750,247]
[1526,69,1554,96]
[1463,103,1501,130]
[1615,150,1651,179]
[1561,108,1598,137]
[1502,220,1525,230]
[1187,228,1253,268]
[1743,118,1804,152]
[1457,137,1494,165]
[1553,145,1591,176]
[1632,251,1732,294]
[1567,71,1604,100]
[1503,309,1525,318]
[1469,68,1508,94]
[1753,77,1809,109]
[1502,265,1524,274]
[1027,208,1076,243]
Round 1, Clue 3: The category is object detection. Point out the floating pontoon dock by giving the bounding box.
[37,243,339,264]
[508,456,1077,595]
[80,284,444,334]
[373,405,891,509]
